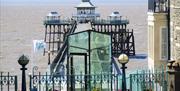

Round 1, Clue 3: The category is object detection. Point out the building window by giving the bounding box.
[161,27,168,60]
[148,25,154,58]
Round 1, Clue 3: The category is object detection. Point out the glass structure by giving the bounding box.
[68,30,111,74]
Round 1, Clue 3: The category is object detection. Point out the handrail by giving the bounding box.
[50,20,77,74]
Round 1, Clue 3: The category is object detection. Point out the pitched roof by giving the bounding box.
[76,1,95,8]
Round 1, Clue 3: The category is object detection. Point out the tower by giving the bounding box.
[147,0,170,70]
[72,0,100,23]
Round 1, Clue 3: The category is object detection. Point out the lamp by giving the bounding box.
[118,53,129,91]
[18,54,29,91]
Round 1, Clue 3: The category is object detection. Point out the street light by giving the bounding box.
[18,54,29,91]
[118,54,129,91]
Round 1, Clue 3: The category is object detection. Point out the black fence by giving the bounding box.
[0,72,18,91]
[29,73,121,91]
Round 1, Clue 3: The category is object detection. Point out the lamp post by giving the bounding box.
[118,54,129,91]
[18,55,29,91]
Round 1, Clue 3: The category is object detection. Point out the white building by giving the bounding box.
[147,0,169,70]
[109,11,122,21]
[46,12,60,21]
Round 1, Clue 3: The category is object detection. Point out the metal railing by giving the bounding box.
[92,19,129,25]
[44,19,72,25]
[148,0,169,13]
[29,73,125,91]
[0,72,18,91]
[130,70,168,91]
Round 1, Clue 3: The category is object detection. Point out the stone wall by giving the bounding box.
[170,0,180,61]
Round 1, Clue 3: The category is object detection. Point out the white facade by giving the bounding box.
[46,12,60,21]
[109,11,122,21]
[147,12,169,70]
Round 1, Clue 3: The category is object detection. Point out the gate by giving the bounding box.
[129,70,168,91]
[0,72,18,91]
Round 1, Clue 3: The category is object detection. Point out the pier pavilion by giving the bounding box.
[72,0,100,23]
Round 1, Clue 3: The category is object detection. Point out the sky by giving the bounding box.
[1,0,147,5]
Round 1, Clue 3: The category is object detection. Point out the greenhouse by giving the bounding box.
[68,30,112,75]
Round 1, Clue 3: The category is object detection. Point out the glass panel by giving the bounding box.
[68,31,111,74]
[90,32,111,74]
[73,56,85,74]
[69,32,89,53]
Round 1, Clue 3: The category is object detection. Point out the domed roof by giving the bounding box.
[47,12,60,17]
[109,11,120,17]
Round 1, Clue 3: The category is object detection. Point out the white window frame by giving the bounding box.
[160,27,168,60]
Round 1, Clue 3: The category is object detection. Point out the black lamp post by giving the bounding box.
[18,55,29,91]
[118,54,129,91]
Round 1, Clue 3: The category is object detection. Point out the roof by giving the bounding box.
[109,11,120,17]
[47,12,60,17]
[76,1,95,8]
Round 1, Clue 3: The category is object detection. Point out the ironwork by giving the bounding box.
[43,19,75,66]
[50,21,77,73]
[130,70,168,91]
[91,21,135,57]
[0,72,18,91]
[29,72,120,91]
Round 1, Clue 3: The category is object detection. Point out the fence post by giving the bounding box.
[130,74,132,91]
[29,75,32,91]
[1,72,2,91]
[136,70,139,91]
[38,72,41,91]
[7,72,10,91]
[116,75,118,91]
[100,73,102,90]
[14,76,17,91]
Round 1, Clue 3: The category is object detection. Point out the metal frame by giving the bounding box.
[68,53,88,91]
[91,22,135,57]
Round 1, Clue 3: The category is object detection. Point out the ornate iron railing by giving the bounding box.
[29,73,121,91]
[130,70,168,91]
[0,72,18,91]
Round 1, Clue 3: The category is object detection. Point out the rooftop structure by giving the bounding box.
[44,11,72,25]
[109,11,121,20]
[72,0,100,23]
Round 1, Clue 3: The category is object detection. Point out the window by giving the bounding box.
[161,27,168,60]
[148,25,154,58]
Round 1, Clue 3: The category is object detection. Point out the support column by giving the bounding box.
[167,60,180,91]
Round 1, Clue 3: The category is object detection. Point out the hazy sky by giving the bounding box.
[1,0,147,5]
